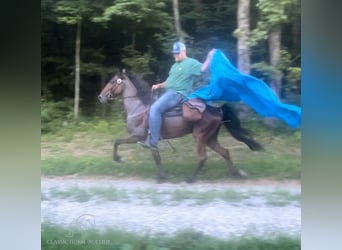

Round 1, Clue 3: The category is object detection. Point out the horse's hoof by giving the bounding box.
[232,169,248,178]
[113,155,122,162]
[186,176,197,183]
[156,173,167,183]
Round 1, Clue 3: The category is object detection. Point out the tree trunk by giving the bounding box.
[268,26,282,98]
[172,0,183,41]
[74,20,81,119]
[131,28,136,50]
[237,0,251,74]
[236,0,252,119]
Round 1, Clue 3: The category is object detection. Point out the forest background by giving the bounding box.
[41,0,301,128]
[41,3,302,246]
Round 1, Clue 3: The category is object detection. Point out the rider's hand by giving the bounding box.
[152,83,163,91]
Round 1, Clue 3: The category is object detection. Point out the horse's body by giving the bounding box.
[98,71,262,182]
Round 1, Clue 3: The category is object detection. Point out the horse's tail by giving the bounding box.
[221,103,263,151]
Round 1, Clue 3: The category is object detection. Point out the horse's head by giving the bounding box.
[98,73,127,103]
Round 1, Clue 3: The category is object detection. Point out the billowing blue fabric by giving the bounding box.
[187,50,301,128]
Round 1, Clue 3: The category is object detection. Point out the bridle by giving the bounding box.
[103,74,154,103]
[105,77,124,100]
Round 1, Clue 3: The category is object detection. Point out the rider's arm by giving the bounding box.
[201,48,216,72]
[152,81,166,91]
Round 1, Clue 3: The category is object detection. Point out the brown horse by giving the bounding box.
[98,71,263,182]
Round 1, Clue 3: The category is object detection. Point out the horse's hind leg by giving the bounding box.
[113,136,139,161]
[207,139,247,178]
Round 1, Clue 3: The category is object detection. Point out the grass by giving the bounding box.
[41,117,301,181]
[41,224,300,250]
[47,187,130,203]
[44,186,300,207]
[264,190,301,207]
[170,189,245,205]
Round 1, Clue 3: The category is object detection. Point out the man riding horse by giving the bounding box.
[97,41,300,182]
[138,42,216,150]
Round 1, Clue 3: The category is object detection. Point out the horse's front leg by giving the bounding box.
[150,149,167,183]
[113,136,139,162]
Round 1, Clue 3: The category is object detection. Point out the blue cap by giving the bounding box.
[172,42,186,54]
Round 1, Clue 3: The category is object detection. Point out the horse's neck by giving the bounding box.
[122,83,149,118]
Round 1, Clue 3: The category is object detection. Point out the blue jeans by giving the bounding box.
[148,89,183,145]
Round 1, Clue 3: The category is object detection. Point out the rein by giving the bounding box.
[112,74,177,152]
[122,95,139,99]
[122,91,154,104]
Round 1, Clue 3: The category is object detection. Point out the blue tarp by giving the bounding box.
[187,49,301,128]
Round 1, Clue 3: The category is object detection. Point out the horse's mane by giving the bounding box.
[125,72,152,105]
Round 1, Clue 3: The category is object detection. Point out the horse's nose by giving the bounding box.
[98,95,104,103]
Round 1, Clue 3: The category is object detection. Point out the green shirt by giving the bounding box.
[165,57,202,96]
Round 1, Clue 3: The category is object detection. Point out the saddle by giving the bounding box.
[182,98,206,122]
[151,99,221,122]
[163,98,208,123]
[151,92,206,120]
[163,103,183,117]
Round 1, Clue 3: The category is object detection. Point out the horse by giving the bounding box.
[98,71,263,183]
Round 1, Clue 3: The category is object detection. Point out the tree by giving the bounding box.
[94,0,171,48]
[172,0,188,42]
[54,0,93,119]
[41,0,301,117]
[250,0,299,98]
[235,0,251,74]
[93,0,172,73]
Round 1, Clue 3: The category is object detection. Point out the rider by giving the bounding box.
[138,42,215,150]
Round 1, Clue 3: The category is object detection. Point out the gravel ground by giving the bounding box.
[41,176,301,239]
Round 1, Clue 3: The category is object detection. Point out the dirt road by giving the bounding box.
[41,176,301,239]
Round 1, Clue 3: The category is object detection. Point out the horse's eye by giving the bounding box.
[117,78,122,84]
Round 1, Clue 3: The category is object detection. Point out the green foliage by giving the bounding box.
[285,67,301,84]
[121,47,153,74]
[251,49,300,87]
[80,48,106,75]
[41,97,128,136]
[284,67,301,92]
[181,0,237,37]
[250,21,270,47]
[54,0,92,25]
[42,0,301,135]
[41,57,74,87]
[251,61,278,81]
[42,115,301,181]
[250,0,299,47]
[256,0,291,25]
[41,224,300,250]
[277,49,292,71]
[41,99,74,133]
[93,0,171,27]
